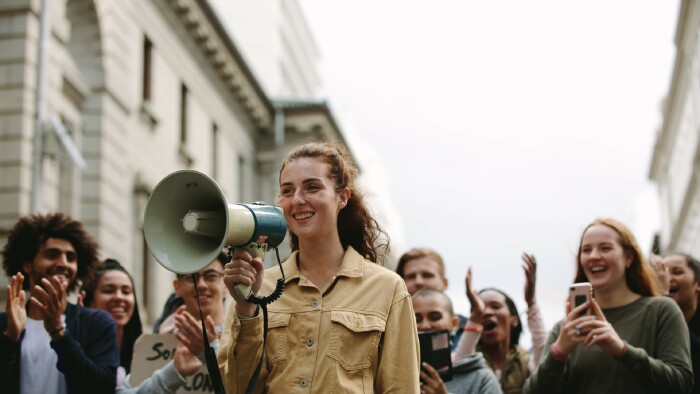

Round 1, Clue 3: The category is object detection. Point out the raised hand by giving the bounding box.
[649,254,670,296]
[465,266,485,324]
[173,307,218,357]
[223,248,265,317]
[522,253,537,308]
[30,276,67,338]
[419,363,448,394]
[174,342,203,377]
[4,273,27,341]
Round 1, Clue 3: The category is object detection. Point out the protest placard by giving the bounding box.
[130,334,215,393]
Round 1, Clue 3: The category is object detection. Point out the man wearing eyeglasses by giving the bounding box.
[173,259,227,332]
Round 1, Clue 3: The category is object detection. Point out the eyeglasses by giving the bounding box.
[178,271,224,287]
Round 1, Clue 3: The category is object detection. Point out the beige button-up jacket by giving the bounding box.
[218,247,420,393]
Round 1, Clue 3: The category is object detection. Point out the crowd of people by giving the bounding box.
[2,141,700,393]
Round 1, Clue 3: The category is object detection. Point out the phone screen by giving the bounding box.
[570,283,592,316]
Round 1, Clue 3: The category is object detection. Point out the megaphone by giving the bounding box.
[143,170,287,300]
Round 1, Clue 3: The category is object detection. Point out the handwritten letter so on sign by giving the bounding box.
[130,333,215,393]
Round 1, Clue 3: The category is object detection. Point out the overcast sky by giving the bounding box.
[297,0,681,347]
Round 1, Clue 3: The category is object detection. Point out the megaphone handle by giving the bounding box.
[233,244,267,300]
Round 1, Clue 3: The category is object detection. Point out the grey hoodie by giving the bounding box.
[445,352,502,394]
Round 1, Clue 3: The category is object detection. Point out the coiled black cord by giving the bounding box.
[245,248,285,306]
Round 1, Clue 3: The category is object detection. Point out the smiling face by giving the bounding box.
[665,254,700,307]
[22,237,78,292]
[402,257,448,295]
[278,157,350,245]
[412,292,458,333]
[89,270,135,329]
[174,260,226,322]
[579,224,631,292]
[479,290,518,347]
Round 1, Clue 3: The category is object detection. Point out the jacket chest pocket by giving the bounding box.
[266,312,291,364]
[327,310,387,371]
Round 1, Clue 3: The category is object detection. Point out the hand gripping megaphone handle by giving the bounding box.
[233,243,268,301]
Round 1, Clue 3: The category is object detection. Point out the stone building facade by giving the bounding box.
[0,0,348,323]
[650,0,700,256]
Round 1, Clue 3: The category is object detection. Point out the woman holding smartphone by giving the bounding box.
[523,218,692,394]
[218,142,420,393]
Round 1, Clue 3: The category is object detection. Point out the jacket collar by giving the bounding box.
[281,246,364,284]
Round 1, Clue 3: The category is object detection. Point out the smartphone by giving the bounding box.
[569,282,593,316]
[418,330,452,382]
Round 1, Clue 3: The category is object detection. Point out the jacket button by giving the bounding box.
[311,300,320,308]
[299,378,309,388]
[306,336,314,346]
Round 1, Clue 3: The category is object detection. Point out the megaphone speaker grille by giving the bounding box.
[144,170,228,274]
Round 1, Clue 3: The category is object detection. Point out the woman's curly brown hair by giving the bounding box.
[2,213,99,293]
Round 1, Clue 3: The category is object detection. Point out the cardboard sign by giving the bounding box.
[130,334,216,393]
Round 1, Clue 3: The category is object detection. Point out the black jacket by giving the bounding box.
[0,303,119,394]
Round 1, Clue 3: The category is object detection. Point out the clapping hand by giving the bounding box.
[173,306,218,357]
[174,343,203,377]
[30,276,67,338]
[4,273,27,341]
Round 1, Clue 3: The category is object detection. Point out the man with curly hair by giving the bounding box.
[0,213,119,394]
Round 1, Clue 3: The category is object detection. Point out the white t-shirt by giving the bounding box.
[20,318,67,394]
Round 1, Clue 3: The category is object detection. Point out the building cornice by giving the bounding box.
[167,0,274,129]
[272,98,359,171]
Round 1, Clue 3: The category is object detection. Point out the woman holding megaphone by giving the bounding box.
[219,142,420,393]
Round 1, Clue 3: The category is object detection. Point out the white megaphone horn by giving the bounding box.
[143,170,287,300]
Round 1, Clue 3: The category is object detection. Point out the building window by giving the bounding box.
[212,123,218,178]
[142,36,153,101]
[180,83,188,144]
[57,118,81,217]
